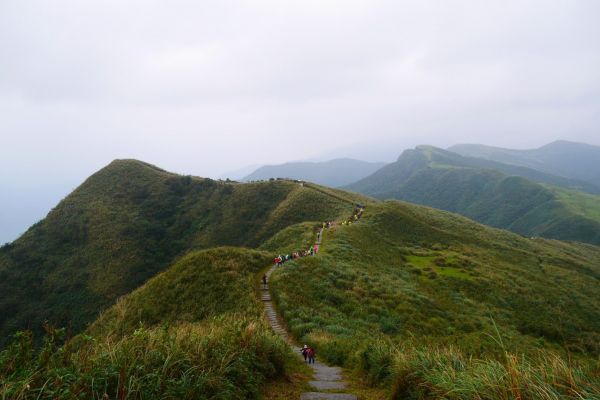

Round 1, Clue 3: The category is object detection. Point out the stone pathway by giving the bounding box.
[261,229,358,400]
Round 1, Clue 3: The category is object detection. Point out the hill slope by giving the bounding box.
[88,247,272,337]
[449,140,600,187]
[0,247,294,399]
[242,158,386,187]
[0,159,359,344]
[1,174,599,397]
[345,146,600,244]
[270,200,600,396]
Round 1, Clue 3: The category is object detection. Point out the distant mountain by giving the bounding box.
[242,158,386,187]
[217,164,262,180]
[449,140,600,187]
[0,159,361,344]
[345,146,600,245]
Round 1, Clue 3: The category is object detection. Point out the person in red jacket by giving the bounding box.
[306,346,316,364]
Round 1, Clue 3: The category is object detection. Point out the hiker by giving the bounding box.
[313,244,318,254]
[301,345,308,362]
[307,346,316,364]
[262,274,267,289]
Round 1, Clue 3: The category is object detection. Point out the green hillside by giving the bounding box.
[270,201,600,397]
[0,160,357,345]
[0,247,294,399]
[345,146,600,245]
[1,172,599,398]
[88,247,272,337]
[449,140,600,188]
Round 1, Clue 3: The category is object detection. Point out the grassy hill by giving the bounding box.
[0,159,358,345]
[270,200,600,397]
[242,158,386,188]
[345,146,600,245]
[88,247,272,337]
[0,247,295,399]
[449,140,600,188]
[1,165,599,398]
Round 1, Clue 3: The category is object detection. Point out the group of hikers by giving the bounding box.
[273,243,319,267]
[272,205,367,266]
[341,205,365,226]
[322,221,334,229]
[301,344,316,364]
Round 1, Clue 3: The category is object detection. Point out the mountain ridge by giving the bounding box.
[242,158,386,187]
[1,158,599,398]
[0,159,362,344]
[449,140,600,187]
[345,146,600,244]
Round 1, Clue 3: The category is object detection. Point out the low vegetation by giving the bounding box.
[0,160,357,344]
[0,316,290,400]
[270,201,600,397]
[0,247,298,399]
[88,247,272,337]
[2,157,599,398]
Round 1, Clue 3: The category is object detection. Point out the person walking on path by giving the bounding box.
[301,345,308,362]
[307,346,316,364]
[262,274,267,289]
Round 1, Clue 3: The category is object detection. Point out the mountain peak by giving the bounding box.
[102,159,170,174]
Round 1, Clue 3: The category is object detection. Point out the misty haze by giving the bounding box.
[1,1,599,399]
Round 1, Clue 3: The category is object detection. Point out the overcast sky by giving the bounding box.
[1,0,600,243]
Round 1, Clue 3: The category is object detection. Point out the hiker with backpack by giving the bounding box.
[301,345,308,362]
[262,274,267,289]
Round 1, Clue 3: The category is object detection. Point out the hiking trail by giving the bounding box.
[261,226,358,400]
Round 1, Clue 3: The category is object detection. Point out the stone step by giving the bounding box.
[300,393,357,400]
[313,372,343,381]
[309,381,347,390]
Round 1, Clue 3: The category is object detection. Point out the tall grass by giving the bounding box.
[269,201,600,398]
[389,345,600,399]
[300,334,599,399]
[0,315,292,400]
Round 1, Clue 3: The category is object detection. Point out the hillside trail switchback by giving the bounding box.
[261,219,361,400]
